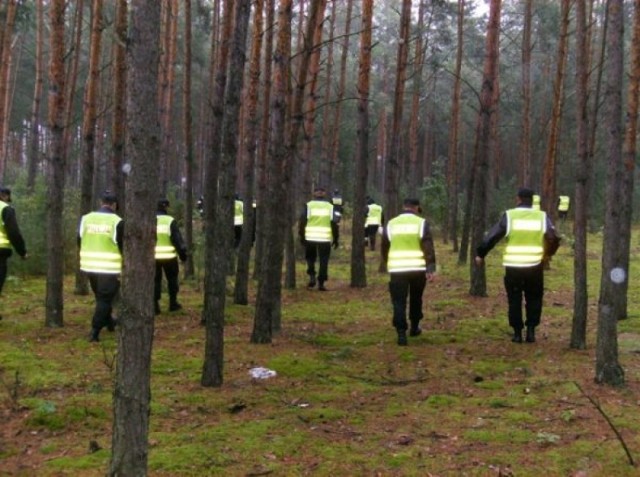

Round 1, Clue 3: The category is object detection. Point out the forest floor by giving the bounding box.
[1,227,640,476]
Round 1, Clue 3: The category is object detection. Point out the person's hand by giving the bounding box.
[426,271,436,282]
[474,256,483,267]
[332,240,339,250]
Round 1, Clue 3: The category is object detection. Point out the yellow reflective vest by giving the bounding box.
[79,212,122,274]
[366,204,383,227]
[235,200,244,226]
[0,201,9,249]
[387,213,426,273]
[558,195,570,212]
[305,200,333,242]
[503,208,546,267]
[155,215,177,259]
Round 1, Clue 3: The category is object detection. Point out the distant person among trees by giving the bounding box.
[532,193,541,211]
[364,196,384,251]
[557,195,570,220]
[234,194,244,248]
[155,198,188,314]
[299,186,339,291]
[78,191,122,342]
[475,187,561,344]
[331,188,344,224]
[0,187,28,320]
[381,198,436,346]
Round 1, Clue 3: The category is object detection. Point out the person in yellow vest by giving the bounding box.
[0,187,27,320]
[155,198,188,314]
[78,191,123,342]
[365,196,384,251]
[298,186,339,291]
[475,188,560,344]
[331,189,343,224]
[381,198,436,346]
[234,194,244,248]
[532,194,541,211]
[557,195,570,220]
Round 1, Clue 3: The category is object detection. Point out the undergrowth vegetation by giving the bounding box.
[1,227,640,476]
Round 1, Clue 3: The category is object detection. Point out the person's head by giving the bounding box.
[333,188,340,196]
[367,196,374,205]
[516,187,534,206]
[313,186,326,199]
[158,198,170,212]
[402,198,421,213]
[100,190,118,210]
[0,186,11,203]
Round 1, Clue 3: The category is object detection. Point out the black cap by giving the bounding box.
[517,187,534,199]
[101,190,118,204]
[313,186,326,197]
[158,198,170,209]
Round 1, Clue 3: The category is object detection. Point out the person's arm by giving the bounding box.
[170,220,188,261]
[331,220,339,247]
[544,216,561,259]
[2,207,26,257]
[115,219,124,253]
[381,226,390,263]
[298,205,308,243]
[475,213,507,260]
[420,221,436,274]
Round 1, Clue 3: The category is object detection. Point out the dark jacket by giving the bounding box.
[476,205,561,261]
[381,211,437,274]
[0,204,27,257]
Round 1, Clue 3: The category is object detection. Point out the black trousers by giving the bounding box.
[155,258,180,304]
[389,271,426,331]
[365,225,379,250]
[87,273,120,332]
[234,225,243,248]
[0,254,8,295]
[503,264,544,330]
[305,242,332,283]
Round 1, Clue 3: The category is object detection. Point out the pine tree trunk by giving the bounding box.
[595,0,625,386]
[0,0,16,179]
[27,0,44,192]
[350,0,373,288]
[45,0,66,328]
[111,0,127,201]
[109,1,161,474]
[183,0,195,279]
[469,0,501,297]
[519,0,532,187]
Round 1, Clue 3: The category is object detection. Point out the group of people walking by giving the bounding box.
[1,184,563,347]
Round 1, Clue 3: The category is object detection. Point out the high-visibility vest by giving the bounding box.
[79,212,122,274]
[155,215,177,259]
[332,196,343,207]
[503,208,546,267]
[532,194,541,211]
[235,200,244,226]
[0,201,9,249]
[305,200,333,242]
[387,213,426,273]
[558,195,570,212]
[366,204,383,227]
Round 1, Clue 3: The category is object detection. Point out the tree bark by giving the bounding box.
[183,0,195,279]
[469,0,501,297]
[111,0,127,202]
[45,0,66,328]
[350,0,373,288]
[595,0,624,386]
[0,0,16,179]
[519,0,532,187]
[109,1,161,474]
[27,0,44,192]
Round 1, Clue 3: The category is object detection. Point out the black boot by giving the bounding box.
[318,281,327,291]
[308,274,316,288]
[409,322,422,337]
[511,328,523,343]
[88,328,100,342]
[169,301,182,311]
[397,330,408,346]
[526,326,536,343]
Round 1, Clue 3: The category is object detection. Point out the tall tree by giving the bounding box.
[519,0,532,187]
[469,0,501,297]
[27,0,44,192]
[407,0,426,196]
[110,0,161,474]
[0,0,16,179]
[44,0,66,328]
[595,0,624,386]
[571,0,590,349]
[350,0,373,288]
[252,0,293,344]
[446,0,464,252]
[235,0,264,305]
[111,0,128,201]
[183,0,195,278]
[541,0,571,217]
[201,0,251,387]
[75,0,105,297]
[384,0,411,219]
